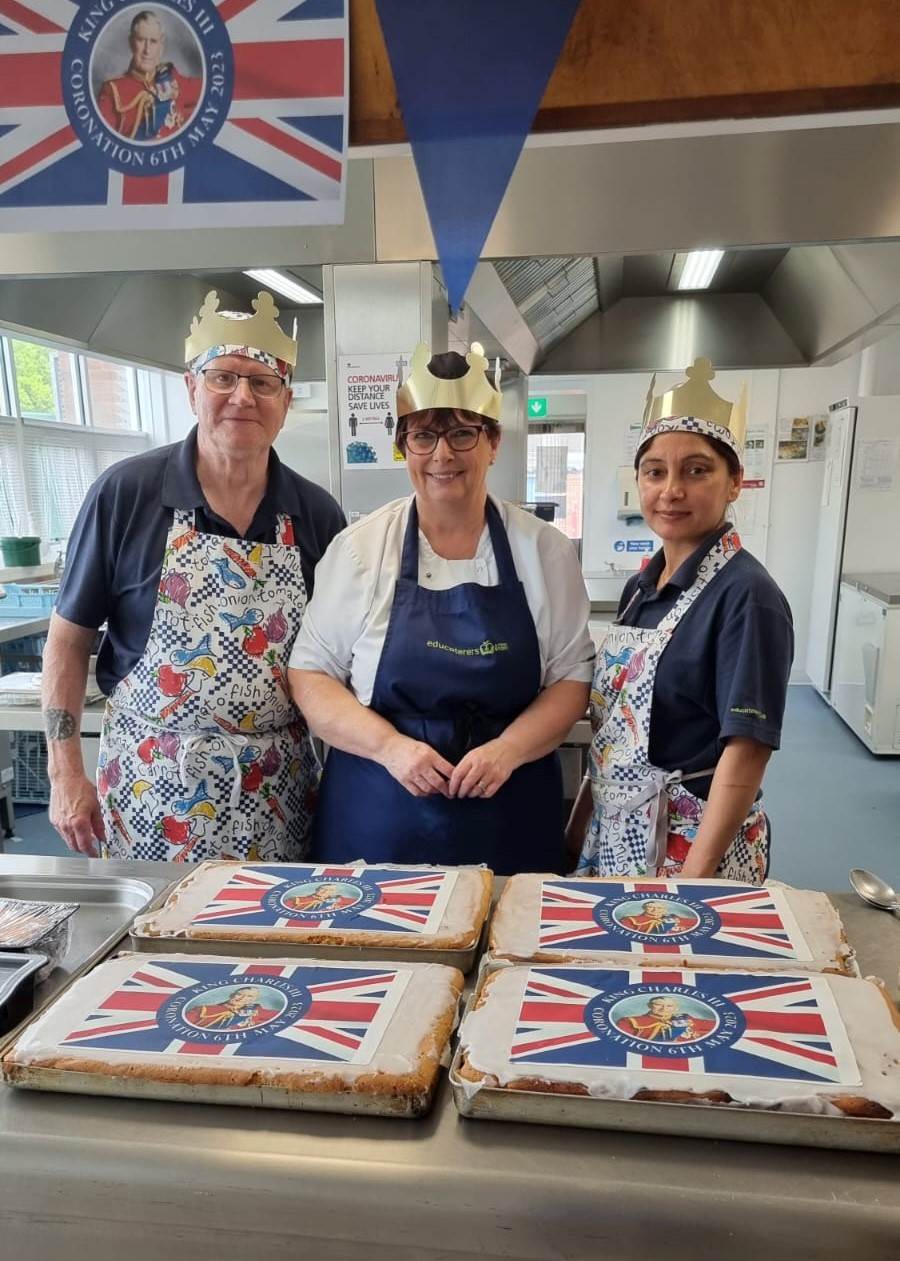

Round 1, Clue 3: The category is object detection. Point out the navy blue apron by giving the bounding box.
[313,500,564,874]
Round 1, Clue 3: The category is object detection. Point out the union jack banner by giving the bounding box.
[0,0,347,229]
[60,957,409,1062]
[537,880,812,961]
[189,863,459,935]
[509,967,860,1085]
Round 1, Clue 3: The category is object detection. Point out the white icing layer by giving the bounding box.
[133,861,489,948]
[489,876,856,974]
[7,952,462,1088]
[460,966,900,1116]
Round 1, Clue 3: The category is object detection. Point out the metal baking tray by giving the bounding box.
[0,874,170,1047]
[130,886,488,972]
[449,966,900,1155]
[483,947,863,979]
[0,952,47,1036]
[130,926,486,972]
[2,1061,435,1117]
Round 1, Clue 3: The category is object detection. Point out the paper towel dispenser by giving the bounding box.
[617,466,643,521]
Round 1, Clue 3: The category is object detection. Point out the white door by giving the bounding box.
[805,407,856,695]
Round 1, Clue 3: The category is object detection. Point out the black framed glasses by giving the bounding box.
[198,368,286,398]
[403,424,488,454]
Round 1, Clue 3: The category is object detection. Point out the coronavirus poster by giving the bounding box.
[338,352,409,470]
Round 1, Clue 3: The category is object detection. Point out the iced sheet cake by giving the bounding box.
[133,861,492,952]
[3,952,463,1114]
[458,965,900,1119]
[489,876,856,974]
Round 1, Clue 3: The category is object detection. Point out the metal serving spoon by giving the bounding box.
[849,868,900,914]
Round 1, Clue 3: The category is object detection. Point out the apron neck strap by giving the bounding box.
[400,497,517,584]
[484,498,517,584]
[172,508,294,541]
[657,528,742,631]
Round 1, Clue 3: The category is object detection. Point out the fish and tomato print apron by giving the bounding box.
[313,500,564,875]
[576,530,769,881]
[98,509,319,862]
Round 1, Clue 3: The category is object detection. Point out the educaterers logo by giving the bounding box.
[426,639,510,657]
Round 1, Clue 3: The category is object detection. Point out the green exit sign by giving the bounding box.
[528,396,548,419]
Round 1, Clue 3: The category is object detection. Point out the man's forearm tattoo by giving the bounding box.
[45,708,77,740]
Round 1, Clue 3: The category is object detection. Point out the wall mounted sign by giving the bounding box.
[0,0,348,230]
[338,352,408,471]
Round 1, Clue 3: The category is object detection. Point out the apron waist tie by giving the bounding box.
[179,732,248,812]
[593,765,717,871]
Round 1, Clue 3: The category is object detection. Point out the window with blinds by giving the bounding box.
[23,429,95,540]
[0,331,155,547]
[82,357,140,431]
[11,340,80,424]
[21,427,149,541]
[0,424,24,535]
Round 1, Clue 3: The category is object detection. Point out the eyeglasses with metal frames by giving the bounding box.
[198,368,286,398]
[402,424,489,454]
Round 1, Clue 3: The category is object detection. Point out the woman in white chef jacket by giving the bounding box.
[567,359,793,882]
[289,343,594,875]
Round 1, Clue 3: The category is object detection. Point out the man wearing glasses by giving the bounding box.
[289,344,594,874]
[43,290,344,863]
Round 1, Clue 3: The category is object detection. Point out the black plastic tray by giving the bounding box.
[0,952,46,1035]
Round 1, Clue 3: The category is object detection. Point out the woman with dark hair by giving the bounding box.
[289,343,594,874]
[567,359,793,881]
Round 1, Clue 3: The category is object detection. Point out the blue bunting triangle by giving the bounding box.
[375,0,580,314]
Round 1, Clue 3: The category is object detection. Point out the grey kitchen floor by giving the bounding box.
[4,686,899,895]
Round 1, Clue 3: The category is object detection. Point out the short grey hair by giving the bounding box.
[130,10,164,38]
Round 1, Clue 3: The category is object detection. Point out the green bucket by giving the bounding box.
[0,536,42,567]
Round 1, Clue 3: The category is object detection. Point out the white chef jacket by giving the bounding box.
[289,495,595,706]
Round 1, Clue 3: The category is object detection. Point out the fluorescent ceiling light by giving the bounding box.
[676,249,724,291]
[244,268,322,305]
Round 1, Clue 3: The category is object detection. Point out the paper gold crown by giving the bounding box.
[640,357,747,454]
[396,342,502,421]
[185,290,298,367]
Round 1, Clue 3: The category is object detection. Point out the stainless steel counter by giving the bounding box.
[2,855,899,1261]
[0,613,50,644]
[842,572,900,606]
[0,697,104,734]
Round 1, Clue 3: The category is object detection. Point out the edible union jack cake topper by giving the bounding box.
[0,0,347,230]
[538,880,813,961]
[189,864,459,935]
[60,957,409,1062]
[510,967,860,1085]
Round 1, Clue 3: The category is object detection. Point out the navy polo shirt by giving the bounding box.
[616,526,794,799]
[56,426,345,695]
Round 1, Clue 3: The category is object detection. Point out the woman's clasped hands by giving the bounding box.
[380,733,522,800]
